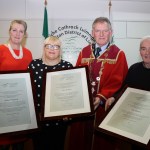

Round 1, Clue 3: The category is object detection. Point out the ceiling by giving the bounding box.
[111,0,150,1]
[107,0,150,15]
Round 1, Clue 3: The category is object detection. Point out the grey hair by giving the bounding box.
[92,17,112,30]
[140,35,150,47]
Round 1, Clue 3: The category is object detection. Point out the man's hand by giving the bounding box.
[93,97,101,110]
[105,97,115,111]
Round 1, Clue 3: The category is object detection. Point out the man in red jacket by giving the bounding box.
[68,17,128,150]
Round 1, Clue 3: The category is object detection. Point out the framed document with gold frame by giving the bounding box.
[97,87,150,145]
[0,71,38,135]
[41,66,94,121]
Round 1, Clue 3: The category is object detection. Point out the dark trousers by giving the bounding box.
[0,142,24,150]
[67,115,95,150]
[32,123,68,150]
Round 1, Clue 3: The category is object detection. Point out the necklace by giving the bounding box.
[7,43,23,59]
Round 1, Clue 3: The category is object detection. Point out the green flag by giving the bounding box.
[42,7,49,39]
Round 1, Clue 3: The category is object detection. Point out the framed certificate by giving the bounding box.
[41,66,94,121]
[97,87,150,145]
[0,71,38,135]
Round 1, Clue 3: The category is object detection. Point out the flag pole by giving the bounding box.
[108,0,114,44]
[42,0,49,39]
[109,0,112,20]
[44,0,47,6]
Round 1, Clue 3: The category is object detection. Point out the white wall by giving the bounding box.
[0,0,150,67]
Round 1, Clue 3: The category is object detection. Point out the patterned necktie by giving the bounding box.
[95,47,101,58]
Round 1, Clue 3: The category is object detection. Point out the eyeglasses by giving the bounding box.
[45,44,60,50]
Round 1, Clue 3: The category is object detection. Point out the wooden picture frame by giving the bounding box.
[41,66,94,121]
[0,71,38,135]
[97,87,150,145]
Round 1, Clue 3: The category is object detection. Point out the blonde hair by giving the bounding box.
[9,20,27,34]
[8,20,27,46]
[44,36,61,46]
[42,36,62,61]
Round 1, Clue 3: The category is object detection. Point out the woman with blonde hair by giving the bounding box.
[28,36,73,150]
[0,19,32,150]
[0,19,32,71]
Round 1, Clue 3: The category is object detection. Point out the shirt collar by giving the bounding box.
[96,43,109,52]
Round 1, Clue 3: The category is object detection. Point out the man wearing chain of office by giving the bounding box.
[69,17,128,150]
